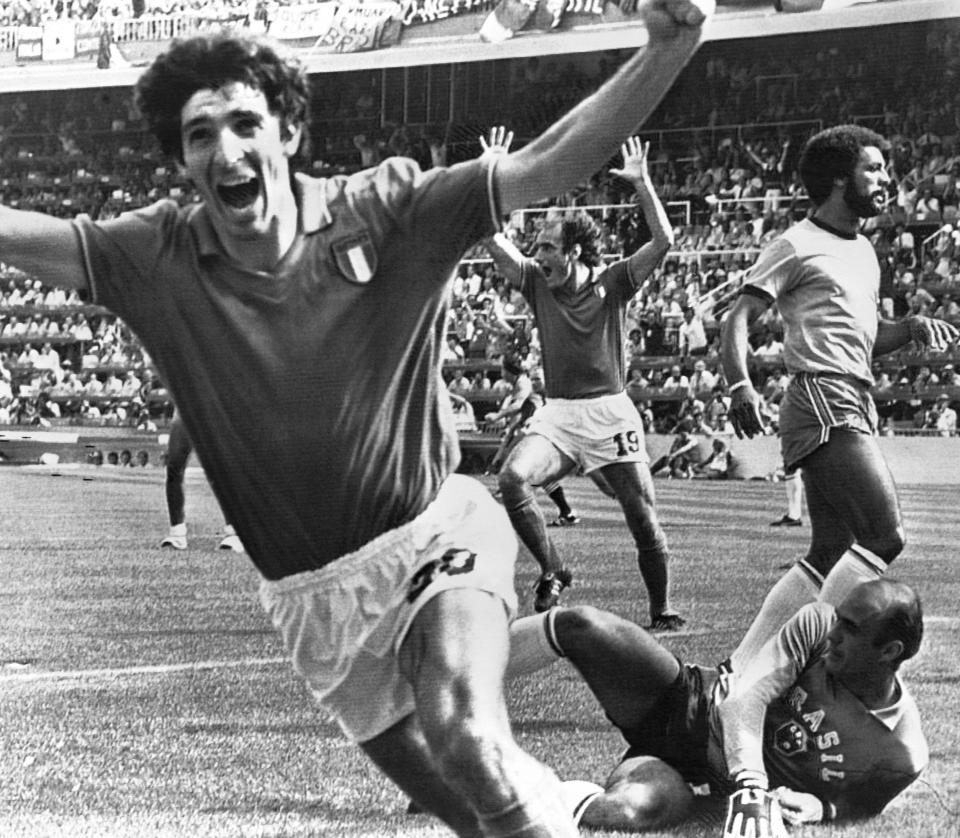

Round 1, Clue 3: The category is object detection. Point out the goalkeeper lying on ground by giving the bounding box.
[507,578,927,834]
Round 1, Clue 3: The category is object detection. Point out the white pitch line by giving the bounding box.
[0,655,288,684]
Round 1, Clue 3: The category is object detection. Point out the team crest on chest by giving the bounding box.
[332,232,377,285]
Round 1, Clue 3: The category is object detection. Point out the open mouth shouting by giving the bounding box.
[217,175,261,210]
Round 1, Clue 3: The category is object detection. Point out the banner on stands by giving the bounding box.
[15,25,42,61]
[41,19,75,61]
[74,21,102,58]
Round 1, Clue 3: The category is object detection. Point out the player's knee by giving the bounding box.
[587,779,691,831]
[862,526,905,563]
[554,605,613,657]
[427,714,508,791]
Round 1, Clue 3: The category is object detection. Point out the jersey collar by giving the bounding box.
[188,171,334,258]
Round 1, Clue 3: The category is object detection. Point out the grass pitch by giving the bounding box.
[0,466,958,837]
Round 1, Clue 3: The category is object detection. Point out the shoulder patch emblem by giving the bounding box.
[332,232,377,284]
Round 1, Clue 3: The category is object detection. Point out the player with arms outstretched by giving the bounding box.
[721,125,958,667]
[0,3,712,834]
[508,578,927,834]
[487,137,684,627]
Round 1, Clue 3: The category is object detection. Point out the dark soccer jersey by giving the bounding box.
[73,157,498,579]
[517,259,638,399]
[713,602,927,820]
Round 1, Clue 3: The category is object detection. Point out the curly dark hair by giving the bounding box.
[798,124,889,207]
[134,33,312,167]
[558,211,603,268]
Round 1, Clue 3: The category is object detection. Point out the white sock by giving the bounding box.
[477,762,578,838]
[506,611,564,680]
[169,523,186,537]
[731,563,820,671]
[222,524,236,536]
[819,546,885,607]
[785,471,804,520]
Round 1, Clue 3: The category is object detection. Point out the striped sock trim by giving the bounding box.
[849,543,887,574]
[797,558,825,589]
[544,608,565,658]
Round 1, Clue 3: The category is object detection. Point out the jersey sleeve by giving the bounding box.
[598,258,637,302]
[742,236,799,303]
[370,156,502,277]
[72,200,180,319]
[718,602,833,783]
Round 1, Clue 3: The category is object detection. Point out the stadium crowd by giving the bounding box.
[1,18,959,434]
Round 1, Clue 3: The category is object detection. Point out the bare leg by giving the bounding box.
[498,433,575,576]
[365,588,577,837]
[595,461,678,624]
[165,416,192,527]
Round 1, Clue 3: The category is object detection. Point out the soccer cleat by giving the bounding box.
[770,515,802,527]
[160,533,188,550]
[560,780,604,827]
[218,526,245,552]
[533,567,573,612]
[648,612,686,632]
[547,513,579,528]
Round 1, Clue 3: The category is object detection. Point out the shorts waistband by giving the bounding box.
[259,474,473,595]
[791,371,872,389]
[542,391,628,408]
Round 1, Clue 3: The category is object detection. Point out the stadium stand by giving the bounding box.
[1,18,959,460]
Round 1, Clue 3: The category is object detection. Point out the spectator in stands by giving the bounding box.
[924,393,957,436]
[71,314,93,341]
[1,315,26,337]
[688,357,716,393]
[441,334,465,364]
[660,364,688,392]
[913,185,942,223]
[34,342,62,381]
[677,305,707,357]
[16,342,39,368]
[940,363,957,387]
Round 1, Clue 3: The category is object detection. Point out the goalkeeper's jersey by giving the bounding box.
[709,602,927,819]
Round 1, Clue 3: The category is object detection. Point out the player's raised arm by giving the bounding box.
[609,137,674,283]
[0,206,87,291]
[494,0,713,215]
[485,230,527,287]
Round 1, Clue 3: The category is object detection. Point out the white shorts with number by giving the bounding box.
[258,474,518,743]
[525,390,649,473]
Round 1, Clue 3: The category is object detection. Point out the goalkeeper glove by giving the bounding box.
[722,772,787,838]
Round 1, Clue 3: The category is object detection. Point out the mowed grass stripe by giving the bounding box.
[1,468,958,838]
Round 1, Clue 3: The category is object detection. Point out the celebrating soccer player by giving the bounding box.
[486,137,684,629]
[0,1,713,834]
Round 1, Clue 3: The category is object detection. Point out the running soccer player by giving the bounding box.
[721,125,958,667]
[160,410,243,552]
[487,137,684,628]
[508,578,927,833]
[0,3,713,834]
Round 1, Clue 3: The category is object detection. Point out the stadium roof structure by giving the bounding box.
[0,0,956,92]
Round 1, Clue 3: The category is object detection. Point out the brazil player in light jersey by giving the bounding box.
[507,578,927,834]
[720,125,958,668]
[486,137,684,629]
[0,3,713,835]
